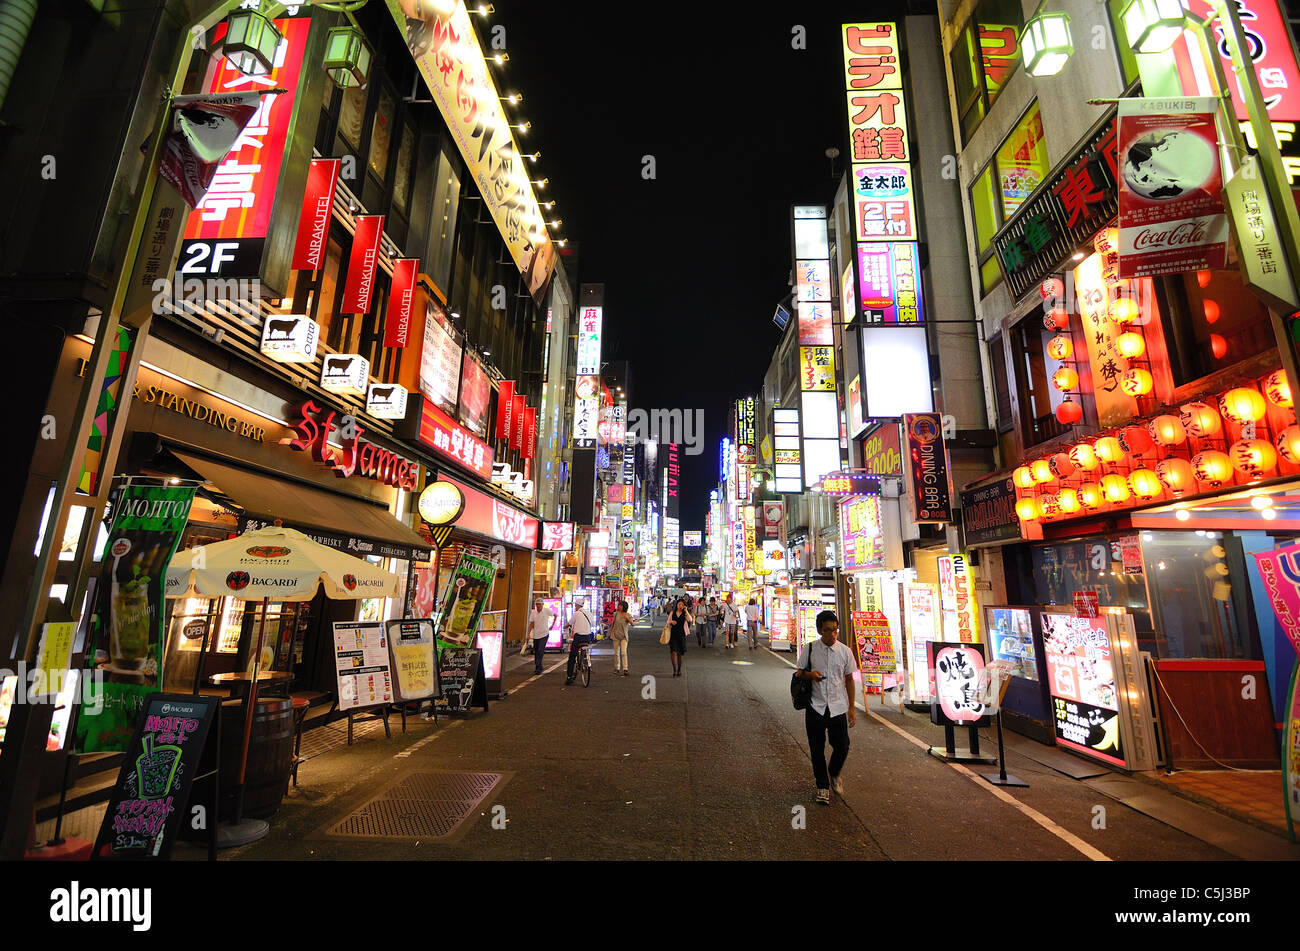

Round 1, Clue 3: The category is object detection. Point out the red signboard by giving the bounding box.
[291,158,340,270]
[511,394,526,451]
[183,16,310,241]
[496,380,515,440]
[415,399,494,481]
[342,215,384,314]
[384,258,419,347]
[522,406,537,459]
[288,400,418,490]
[1183,0,1300,123]
[1073,590,1100,618]
[539,521,575,551]
[433,473,538,549]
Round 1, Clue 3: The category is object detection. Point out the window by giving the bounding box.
[1154,268,1274,387]
[969,103,1048,295]
[313,237,344,348]
[426,149,461,293]
[337,84,366,151]
[988,333,1013,433]
[951,0,1024,141]
[1010,315,1071,448]
[393,117,416,214]
[1140,530,1253,660]
[368,85,397,183]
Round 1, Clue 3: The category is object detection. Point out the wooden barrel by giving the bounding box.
[219,697,294,820]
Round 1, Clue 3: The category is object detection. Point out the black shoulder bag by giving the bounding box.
[791,642,815,710]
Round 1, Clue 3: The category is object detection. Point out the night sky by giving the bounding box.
[499,1,916,530]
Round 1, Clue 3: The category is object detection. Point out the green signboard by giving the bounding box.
[434,552,496,653]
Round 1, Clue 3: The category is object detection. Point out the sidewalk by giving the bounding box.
[1158,769,1293,839]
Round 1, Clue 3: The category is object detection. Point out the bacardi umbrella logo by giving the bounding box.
[245,546,291,559]
[226,571,250,591]
[343,574,357,592]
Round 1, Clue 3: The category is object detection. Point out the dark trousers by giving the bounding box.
[566,633,591,680]
[805,706,850,789]
[532,636,547,672]
[706,620,716,645]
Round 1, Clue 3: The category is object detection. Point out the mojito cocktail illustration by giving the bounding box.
[135,734,182,800]
[111,565,152,670]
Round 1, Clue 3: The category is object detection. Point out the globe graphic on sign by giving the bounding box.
[1121,130,1215,200]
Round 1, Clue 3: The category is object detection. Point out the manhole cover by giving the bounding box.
[323,771,505,841]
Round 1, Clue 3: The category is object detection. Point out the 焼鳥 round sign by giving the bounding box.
[418,481,465,525]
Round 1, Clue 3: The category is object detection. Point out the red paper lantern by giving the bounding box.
[1044,308,1070,331]
[1229,438,1278,477]
[1039,494,1062,519]
[1118,425,1153,454]
[1047,335,1073,360]
[1210,334,1228,359]
[1149,415,1187,446]
[1040,277,1065,300]
[1056,400,1083,425]
[1094,227,1119,255]
[1156,458,1195,491]
[1191,450,1233,487]
[1015,497,1040,521]
[1196,270,1212,288]
[1221,388,1268,423]
[1203,299,1220,324]
[1049,452,1076,480]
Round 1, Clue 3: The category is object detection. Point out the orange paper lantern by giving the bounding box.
[1015,497,1040,521]
[1120,368,1154,396]
[1111,298,1140,324]
[1180,402,1221,437]
[1056,399,1083,425]
[1069,444,1099,470]
[1264,370,1293,409]
[1115,332,1146,359]
[1210,334,1228,359]
[1128,468,1162,499]
[1229,438,1278,477]
[1196,270,1212,288]
[1052,366,1079,391]
[1192,450,1233,487]
[1220,388,1267,423]
[1149,415,1187,446]
[1058,488,1081,513]
[1094,436,1123,463]
[1203,299,1220,323]
[1039,494,1062,519]
[1013,466,1035,489]
[1079,482,1105,509]
[1094,227,1119,254]
[1277,424,1300,464]
[1047,335,1073,360]
[1156,457,1195,491]
[1031,458,1055,483]
[1101,473,1131,502]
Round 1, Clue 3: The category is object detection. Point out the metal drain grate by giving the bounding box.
[324,771,504,841]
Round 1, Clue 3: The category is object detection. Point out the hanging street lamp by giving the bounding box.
[323,24,374,88]
[1020,13,1073,78]
[222,6,283,76]
[1120,0,1187,53]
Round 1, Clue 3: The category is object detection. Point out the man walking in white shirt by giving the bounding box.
[565,600,595,685]
[528,599,556,675]
[721,595,739,649]
[793,611,857,804]
[744,599,762,650]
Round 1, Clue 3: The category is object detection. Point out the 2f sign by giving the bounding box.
[180,241,240,275]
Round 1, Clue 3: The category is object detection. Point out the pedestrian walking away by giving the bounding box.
[705,596,719,646]
[609,599,632,676]
[528,598,555,674]
[745,598,762,650]
[793,610,857,804]
[565,599,595,685]
[666,597,693,677]
[696,596,707,647]
[721,594,739,649]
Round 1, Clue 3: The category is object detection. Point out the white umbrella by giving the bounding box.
[164,525,398,839]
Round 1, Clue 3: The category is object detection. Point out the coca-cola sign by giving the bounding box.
[1117,97,1227,278]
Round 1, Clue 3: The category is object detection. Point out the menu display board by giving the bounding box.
[987,607,1038,681]
[905,584,939,701]
[94,693,219,860]
[1041,612,1126,767]
[386,619,438,701]
[419,302,463,417]
[333,621,394,711]
[435,647,485,713]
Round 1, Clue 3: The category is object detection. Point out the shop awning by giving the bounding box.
[171,450,432,562]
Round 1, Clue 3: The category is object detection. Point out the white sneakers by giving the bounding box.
[816,788,831,805]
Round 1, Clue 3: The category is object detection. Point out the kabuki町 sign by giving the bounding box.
[288,399,419,490]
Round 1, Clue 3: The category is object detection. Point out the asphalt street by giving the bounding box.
[221,618,1253,861]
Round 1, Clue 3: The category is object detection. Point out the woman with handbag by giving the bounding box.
[664,597,693,677]
[609,600,632,676]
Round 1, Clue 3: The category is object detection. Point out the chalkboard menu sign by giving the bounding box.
[93,693,219,860]
[433,647,488,713]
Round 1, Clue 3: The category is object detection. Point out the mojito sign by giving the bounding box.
[77,483,195,753]
[435,552,497,650]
